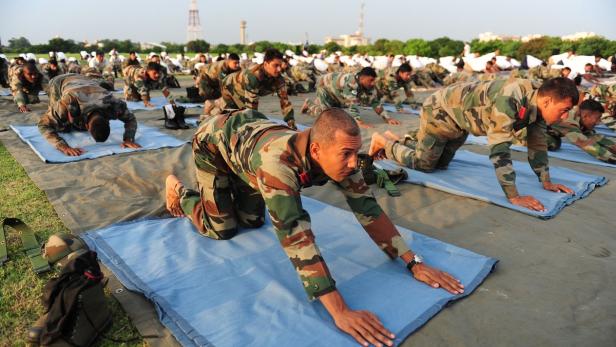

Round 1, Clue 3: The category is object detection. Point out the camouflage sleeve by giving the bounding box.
[336,171,410,258]
[243,75,260,110]
[340,84,362,121]
[116,108,138,142]
[554,121,616,162]
[526,121,550,183]
[38,108,69,150]
[486,96,520,198]
[489,142,518,198]
[134,77,150,101]
[10,75,26,107]
[275,78,295,122]
[601,112,616,131]
[256,163,336,301]
[371,95,390,120]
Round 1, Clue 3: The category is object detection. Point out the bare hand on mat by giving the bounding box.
[18,105,31,113]
[320,290,395,347]
[542,181,574,195]
[509,195,546,211]
[121,141,141,149]
[411,263,465,294]
[61,146,85,156]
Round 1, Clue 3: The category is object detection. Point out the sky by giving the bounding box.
[1,0,615,45]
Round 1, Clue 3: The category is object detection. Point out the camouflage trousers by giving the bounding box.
[123,85,143,101]
[385,105,468,171]
[304,88,339,117]
[15,93,41,105]
[179,121,266,240]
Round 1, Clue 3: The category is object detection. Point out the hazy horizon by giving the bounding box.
[1,0,614,45]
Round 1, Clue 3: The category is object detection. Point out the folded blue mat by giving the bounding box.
[376,150,607,219]
[381,104,421,115]
[465,135,616,168]
[11,120,186,163]
[126,96,203,110]
[82,197,497,347]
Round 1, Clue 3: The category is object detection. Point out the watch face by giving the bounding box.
[414,254,424,263]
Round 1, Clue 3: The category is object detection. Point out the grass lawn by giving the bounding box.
[0,143,145,346]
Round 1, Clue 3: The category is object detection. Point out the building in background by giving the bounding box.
[187,0,203,42]
[324,2,370,47]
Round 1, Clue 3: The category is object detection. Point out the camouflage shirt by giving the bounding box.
[589,84,616,130]
[220,63,294,122]
[38,74,137,149]
[196,60,237,93]
[122,65,170,102]
[375,67,414,111]
[548,108,616,163]
[424,78,550,198]
[194,110,410,299]
[317,72,389,121]
[9,65,47,106]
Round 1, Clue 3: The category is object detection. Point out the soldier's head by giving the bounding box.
[595,55,602,63]
[86,111,111,142]
[309,108,361,182]
[95,51,104,63]
[150,54,161,64]
[129,51,137,60]
[15,57,26,65]
[145,62,162,80]
[396,63,413,82]
[456,60,465,72]
[199,54,207,63]
[357,67,377,90]
[537,77,579,125]
[561,67,571,78]
[48,59,59,70]
[22,63,40,83]
[578,99,604,130]
[263,48,284,78]
[584,63,593,73]
[226,53,241,71]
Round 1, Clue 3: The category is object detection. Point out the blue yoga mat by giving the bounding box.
[11,120,186,163]
[82,197,497,347]
[595,124,615,138]
[382,104,421,115]
[376,150,607,219]
[465,135,616,168]
[126,96,203,111]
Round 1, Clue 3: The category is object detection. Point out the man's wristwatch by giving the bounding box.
[406,254,424,273]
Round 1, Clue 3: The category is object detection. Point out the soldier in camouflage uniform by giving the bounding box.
[0,56,9,88]
[88,51,114,86]
[42,59,66,80]
[165,108,463,347]
[215,48,296,129]
[10,62,47,112]
[195,53,241,115]
[287,61,317,93]
[527,64,562,83]
[302,67,400,128]
[588,84,616,131]
[38,73,139,156]
[545,99,616,163]
[369,77,579,211]
[122,51,141,69]
[122,62,173,108]
[375,63,415,112]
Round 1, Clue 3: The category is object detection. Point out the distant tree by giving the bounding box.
[323,41,341,53]
[186,40,210,53]
[8,37,31,52]
[429,37,464,58]
[47,37,81,53]
[575,37,611,56]
[403,39,431,56]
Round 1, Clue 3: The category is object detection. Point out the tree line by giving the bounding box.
[2,36,615,61]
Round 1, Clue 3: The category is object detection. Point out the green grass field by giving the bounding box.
[0,143,145,346]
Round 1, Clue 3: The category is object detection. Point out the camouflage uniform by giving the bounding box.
[180,109,410,300]
[304,72,391,122]
[288,63,317,92]
[67,61,82,74]
[38,74,137,150]
[88,58,114,86]
[42,63,66,80]
[218,63,294,123]
[122,65,172,103]
[375,67,414,111]
[546,109,616,163]
[121,57,141,69]
[589,84,616,130]
[527,66,561,82]
[384,79,550,198]
[195,60,237,100]
[9,65,47,107]
[443,71,477,86]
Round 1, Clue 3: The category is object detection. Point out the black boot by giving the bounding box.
[174,106,189,129]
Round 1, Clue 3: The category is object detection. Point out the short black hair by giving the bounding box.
[49,59,58,66]
[263,48,283,62]
[311,108,360,145]
[88,113,110,142]
[538,77,579,105]
[397,63,412,73]
[23,62,38,73]
[358,66,377,78]
[227,53,240,61]
[146,62,162,72]
[579,99,604,114]
[585,63,593,68]
[95,51,104,57]
[562,67,571,72]
[129,51,136,55]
